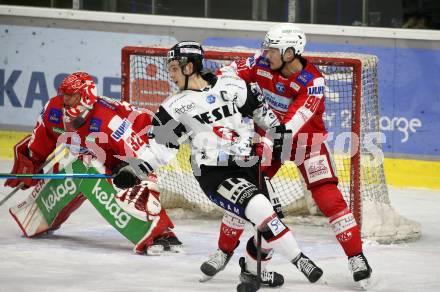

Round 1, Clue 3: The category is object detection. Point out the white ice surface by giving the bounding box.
[1,160,439,292]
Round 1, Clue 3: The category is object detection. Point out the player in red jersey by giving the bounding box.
[4,71,182,255]
[201,23,372,287]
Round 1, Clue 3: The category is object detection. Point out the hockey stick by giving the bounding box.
[0,142,99,207]
[0,183,23,207]
[0,143,68,207]
[0,173,114,179]
[256,162,263,285]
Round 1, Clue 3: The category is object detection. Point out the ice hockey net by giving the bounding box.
[121,46,420,243]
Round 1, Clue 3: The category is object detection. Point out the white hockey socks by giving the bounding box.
[245,194,301,261]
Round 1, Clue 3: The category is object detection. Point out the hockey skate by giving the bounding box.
[292,252,323,283]
[200,249,233,282]
[146,232,183,255]
[237,257,284,289]
[349,252,372,290]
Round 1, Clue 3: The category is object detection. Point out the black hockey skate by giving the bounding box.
[147,234,183,255]
[292,252,323,283]
[260,269,284,287]
[238,257,261,291]
[237,257,284,290]
[349,252,372,289]
[200,249,234,281]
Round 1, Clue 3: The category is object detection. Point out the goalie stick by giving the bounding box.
[0,143,102,207]
[0,173,114,180]
[0,143,68,207]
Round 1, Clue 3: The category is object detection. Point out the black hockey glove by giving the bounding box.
[112,162,141,189]
[267,125,293,162]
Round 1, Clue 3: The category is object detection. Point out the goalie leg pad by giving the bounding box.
[115,177,181,255]
[9,178,84,237]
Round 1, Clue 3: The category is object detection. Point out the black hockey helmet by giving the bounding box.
[167,41,204,73]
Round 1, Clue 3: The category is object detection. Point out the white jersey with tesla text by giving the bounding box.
[138,73,279,170]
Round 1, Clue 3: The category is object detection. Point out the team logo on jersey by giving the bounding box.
[111,119,132,141]
[296,70,314,86]
[193,103,238,124]
[206,95,216,104]
[247,56,256,67]
[256,69,273,79]
[290,82,300,92]
[213,126,239,142]
[48,108,61,124]
[89,118,102,132]
[307,85,325,96]
[275,82,285,93]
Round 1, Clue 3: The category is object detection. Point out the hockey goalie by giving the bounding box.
[3,71,182,255]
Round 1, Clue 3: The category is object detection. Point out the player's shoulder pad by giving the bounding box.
[44,96,63,125]
[95,96,120,111]
[161,91,192,119]
[255,55,270,69]
[216,74,247,90]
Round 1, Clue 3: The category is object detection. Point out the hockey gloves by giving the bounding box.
[267,125,293,162]
[113,162,141,189]
[5,135,42,189]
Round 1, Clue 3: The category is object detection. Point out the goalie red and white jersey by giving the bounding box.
[221,53,328,145]
[28,95,152,171]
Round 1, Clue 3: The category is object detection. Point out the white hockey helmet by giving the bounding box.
[262,23,306,56]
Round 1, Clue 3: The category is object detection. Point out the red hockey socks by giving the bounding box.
[218,211,246,254]
[311,183,362,257]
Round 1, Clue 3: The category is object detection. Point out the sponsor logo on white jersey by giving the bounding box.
[174,102,195,114]
[262,89,290,112]
[307,85,325,96]
[111,119,132,141]
[257,69,273,79]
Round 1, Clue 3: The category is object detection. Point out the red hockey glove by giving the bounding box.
[4,135,42,189]
[253,136,274,173]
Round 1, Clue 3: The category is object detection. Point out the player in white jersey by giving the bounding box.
[112,41,323,290]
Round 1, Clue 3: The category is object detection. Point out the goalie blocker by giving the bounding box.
[9,145,181,255]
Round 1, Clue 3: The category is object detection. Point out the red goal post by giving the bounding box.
[121,45,420,244]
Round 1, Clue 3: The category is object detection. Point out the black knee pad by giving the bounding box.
[246,237,273,261]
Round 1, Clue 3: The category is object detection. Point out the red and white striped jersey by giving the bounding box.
[222,53,328,145]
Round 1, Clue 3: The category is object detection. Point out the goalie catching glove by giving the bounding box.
[112,159,153,189]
